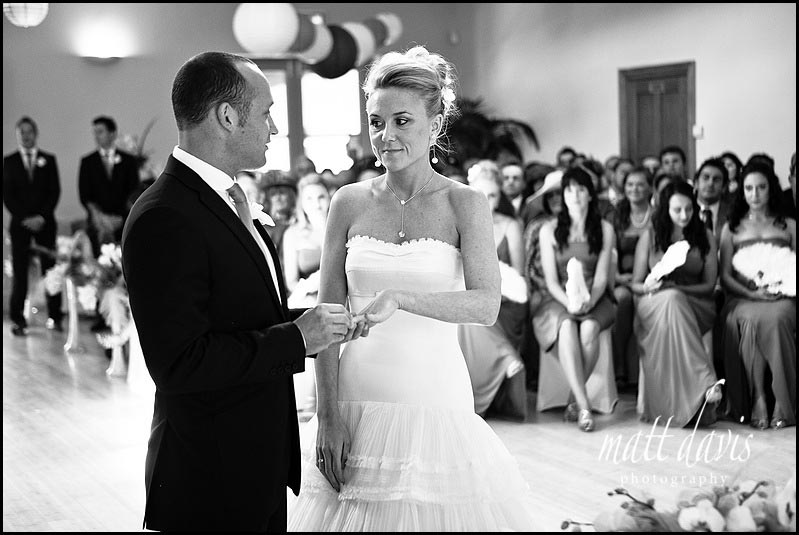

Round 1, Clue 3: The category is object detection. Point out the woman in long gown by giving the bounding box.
[458,160,528,420]
[287,46,535,531]
[610,167,653,389]
[631,180,723,428]
[719,162,796,429]
[283,173,332,419]
[532,166,616,432]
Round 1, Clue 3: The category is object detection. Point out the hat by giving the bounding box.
[261,170,297,192]
[528,169,563,202]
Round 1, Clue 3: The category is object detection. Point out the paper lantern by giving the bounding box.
[298,21,333,64]
[287,13,315,53]
[374,12,402,46]
[232,3,299,55]
[362,17,388,48]
[310,25,357,80]
[340,21,376,67]
[3,3,48,28]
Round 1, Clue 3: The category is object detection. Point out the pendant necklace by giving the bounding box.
[385,171,435,238]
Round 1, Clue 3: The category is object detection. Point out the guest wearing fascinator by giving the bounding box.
[631,180,722,427]
[719,162,796,430]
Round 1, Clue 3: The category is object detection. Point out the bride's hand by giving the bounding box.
[316,412,351,492]
[358,290,399,326]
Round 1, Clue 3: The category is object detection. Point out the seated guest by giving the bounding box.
[694,157,731,246]
[719,162,796,430]
[659,145,688,182]
[610,166,653,389]
[259,170,296,265]
[501,160,527,217]
[522,170,564,388]
[556,146,578,169]
[532,167,616,431]
[720,151,744,200]
[604,158,634,208]
[519,161,556,226]
[458,160,528,420]
[282,173,332,420]
[631,181,722,428]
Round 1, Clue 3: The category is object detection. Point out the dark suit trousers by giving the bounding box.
[9,222,63,326]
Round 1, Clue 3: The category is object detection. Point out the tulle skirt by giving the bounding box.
[287,400,535,532]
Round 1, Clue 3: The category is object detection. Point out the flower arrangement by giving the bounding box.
[561,468,796,532]
[38,235,131,349]
[117,117,158,181]
[498,260,529,304]
[732,242,796,297]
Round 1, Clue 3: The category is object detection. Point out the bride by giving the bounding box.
[287,46,535,531]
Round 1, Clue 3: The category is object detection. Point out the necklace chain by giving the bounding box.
[385,172,435,238]
[630,206,651,228]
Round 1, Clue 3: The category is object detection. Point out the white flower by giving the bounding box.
[76,285,98,312]
[36,156,47,167]
[645,239,690,286]
[565,257,590,310]
[499,261,528,303]
[113,154,122,165]
[250,202,274,227]
[677,499,726,531]
[442,87,456,104]
[732,242,796,296]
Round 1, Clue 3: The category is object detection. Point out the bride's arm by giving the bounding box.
[315,187,356,492]
[361,186,500,326]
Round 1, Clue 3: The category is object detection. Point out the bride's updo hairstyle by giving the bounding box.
[363,45,459,154]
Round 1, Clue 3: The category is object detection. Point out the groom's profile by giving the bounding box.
[122,51,362,532]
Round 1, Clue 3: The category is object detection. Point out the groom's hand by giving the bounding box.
[294,303,355,355]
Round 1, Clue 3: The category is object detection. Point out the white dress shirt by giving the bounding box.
[172,146,282,304]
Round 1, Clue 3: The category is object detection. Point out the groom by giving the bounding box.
[122,51,362,532]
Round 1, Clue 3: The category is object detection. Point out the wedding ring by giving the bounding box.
[317,458,324,464]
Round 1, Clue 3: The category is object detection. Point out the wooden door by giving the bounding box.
[619,62,695,177]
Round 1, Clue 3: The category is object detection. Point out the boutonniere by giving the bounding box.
[36,156,47,167]
[113,154,122,165]
[250,202,275,227]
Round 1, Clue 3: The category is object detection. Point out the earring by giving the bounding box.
[374,159,381,167]
[430,147,438,165]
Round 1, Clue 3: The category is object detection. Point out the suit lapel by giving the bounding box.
[256,225,289,318]
[167,157,284,313]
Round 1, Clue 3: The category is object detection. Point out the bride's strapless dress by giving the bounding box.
[287,235,535,532]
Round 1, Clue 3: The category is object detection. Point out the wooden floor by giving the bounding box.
[3,315,796,532]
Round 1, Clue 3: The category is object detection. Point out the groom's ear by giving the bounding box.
[215,102,238,133]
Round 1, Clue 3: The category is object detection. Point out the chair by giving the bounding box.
[536,327,619,413]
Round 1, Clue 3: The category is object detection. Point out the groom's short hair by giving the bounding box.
[172,51,256,131]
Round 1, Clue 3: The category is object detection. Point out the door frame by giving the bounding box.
[619,61,695,176]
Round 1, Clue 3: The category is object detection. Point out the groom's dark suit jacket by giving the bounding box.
[122,156,307,532]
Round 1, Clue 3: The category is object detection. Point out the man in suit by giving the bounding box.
[694,156,731,246]
[78,115,141,258]
[659,145,688,182]
[122,51,364,532]
[3,116,63,336]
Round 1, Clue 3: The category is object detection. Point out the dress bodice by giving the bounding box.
[732,235,792,253]
[340,235,472,410]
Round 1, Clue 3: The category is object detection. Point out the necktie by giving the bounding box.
[702,208,713,233]
[26,150,35,180]
[103,151,114,178]
[228,182,282,303]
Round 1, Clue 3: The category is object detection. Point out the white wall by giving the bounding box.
[2,3,473,228]
[471,3,796,186]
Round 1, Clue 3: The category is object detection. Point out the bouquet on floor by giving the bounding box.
[732,242,796,297]
[36,231,96,302]
[93,243,132,349]
[644,239,690,288]
[561,469,796,532]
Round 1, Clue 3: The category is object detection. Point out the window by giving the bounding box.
[254,60,363,175]
[302,69,362,174]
